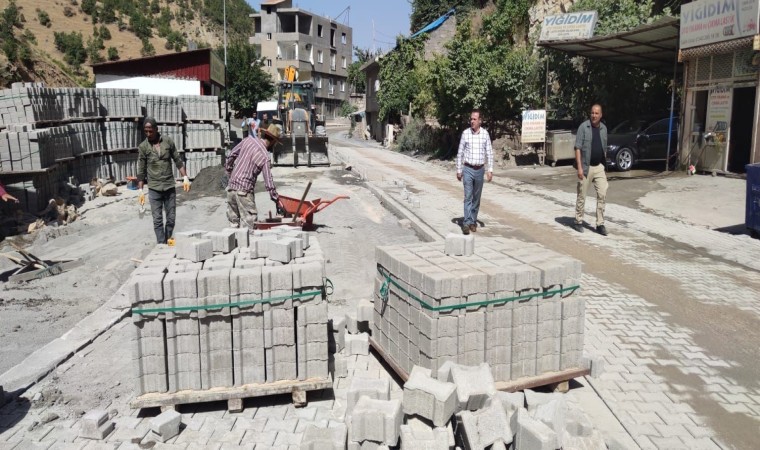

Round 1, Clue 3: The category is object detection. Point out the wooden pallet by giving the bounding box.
[369,337,589,394]
[130,377,333,413]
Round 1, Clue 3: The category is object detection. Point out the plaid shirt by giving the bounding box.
[456,127,494,173]
[225,136,278,200]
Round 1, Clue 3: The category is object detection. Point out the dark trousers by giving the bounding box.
[148,188,176,244]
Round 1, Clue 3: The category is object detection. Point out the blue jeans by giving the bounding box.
[462,165,484,226]
[148,188,176,244]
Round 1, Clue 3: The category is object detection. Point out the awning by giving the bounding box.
[537,16,680,73]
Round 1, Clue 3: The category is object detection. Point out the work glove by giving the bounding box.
[182,176,191,192]
[138,192,145,205]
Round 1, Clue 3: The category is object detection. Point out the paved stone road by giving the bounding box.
[331,136,760,450]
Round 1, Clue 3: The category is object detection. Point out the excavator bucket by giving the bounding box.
[272,135,329,167]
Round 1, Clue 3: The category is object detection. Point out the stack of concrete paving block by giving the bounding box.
[184,122,223,150]
[79,410,115,440]
[158,123,184,151]
[73,152,111,183]
[348,397,403,448]
[179,95,221,121]
[141,94,182,124]
[96,88,142,118]
[129,228,329,397]
[373,236,583,383]
[0,85,101,124]
[0,173,59,212]
[66,122,107,155]
[0,127,56,171]
[109,151,139,183]
[103,121,142,150]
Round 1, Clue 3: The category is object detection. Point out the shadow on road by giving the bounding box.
[0,392,31,435]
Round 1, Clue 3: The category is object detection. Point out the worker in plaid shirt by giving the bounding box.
[456,109,494,235]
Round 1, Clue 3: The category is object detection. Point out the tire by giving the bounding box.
[615,148,634,171]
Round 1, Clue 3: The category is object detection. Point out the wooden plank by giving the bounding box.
[129,377,332,409]
[494,368,590,393]
[370,337,588,392]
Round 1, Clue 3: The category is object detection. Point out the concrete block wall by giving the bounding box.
[179,95,221,121]
[373,237,583,383]
[96,88,142,118]
[184,122,224,150]
[129,228,329,396]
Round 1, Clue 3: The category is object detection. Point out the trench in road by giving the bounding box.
[337,143,760,450]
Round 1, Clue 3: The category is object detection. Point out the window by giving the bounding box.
[266,33,272,40]
[315,75,322,89]
[342,56,347,69]
[340,81,345,92]
[328,79,334,95]
[331,29,336,47]
[266,59,272,67]
[374,79,380,93]
[317,24,323,37]
[330,53,336,71]
[341,33,347,45]
[317,50,323,64]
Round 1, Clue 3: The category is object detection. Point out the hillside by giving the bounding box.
[0,0,255,88]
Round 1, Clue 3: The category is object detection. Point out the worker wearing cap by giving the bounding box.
[224,123,281,231]
[137,117,191,244]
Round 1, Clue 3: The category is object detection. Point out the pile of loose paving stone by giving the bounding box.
[127,226,329,395]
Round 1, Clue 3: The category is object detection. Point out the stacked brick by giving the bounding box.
[96,88,142,118]
[103,122,142,150]
[179,95,221,121]
[373,236,583,383]
[141,95,182,124]
[160,123,184,152]
[129,227,329,397]
[174,151,223,179]
[0,83,101,126]
[184,123,224,150]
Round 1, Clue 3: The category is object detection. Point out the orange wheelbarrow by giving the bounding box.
[277,194,350,227]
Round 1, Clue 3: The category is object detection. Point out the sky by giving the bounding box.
[246,0,413,56]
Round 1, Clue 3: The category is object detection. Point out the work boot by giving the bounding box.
[461,225,470,235]
[596,225,608,236]
[573,223,583,233]
[469,224,477,233]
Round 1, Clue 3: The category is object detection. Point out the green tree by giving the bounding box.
[53,31,87,67]
[223,40,275,112]
[81,0,96,15]
[347,46,374,94]
[377,36,424,121]
[140,37,155,56]
[86,35,104,63]
[107,46,119,61]
[129,10,152,40]
[99,25,111,40]
[37,9,51,27]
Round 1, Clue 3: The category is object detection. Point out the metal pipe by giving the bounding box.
[665,50,678,172]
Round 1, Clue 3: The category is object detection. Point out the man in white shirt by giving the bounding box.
[456,109,494,235]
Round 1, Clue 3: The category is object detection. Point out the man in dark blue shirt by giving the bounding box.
[573,104,609,236]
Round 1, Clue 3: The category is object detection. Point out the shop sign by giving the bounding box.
[210,51,225,86]
[521,110,547,143]
[538,11,598,42]
[680,0,759,49]
[706,85,731,140]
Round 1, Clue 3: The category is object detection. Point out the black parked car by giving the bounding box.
[606,116,679,171]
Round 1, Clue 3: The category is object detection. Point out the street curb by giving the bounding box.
[330,147,442,243]
[0,283,131,396]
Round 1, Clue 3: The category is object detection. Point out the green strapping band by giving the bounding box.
[378,267,579,312]
[131,277,334,315]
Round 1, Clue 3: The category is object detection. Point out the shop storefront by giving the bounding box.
[679,0,760,174]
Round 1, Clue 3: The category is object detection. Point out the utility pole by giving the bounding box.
[223,0,230,147]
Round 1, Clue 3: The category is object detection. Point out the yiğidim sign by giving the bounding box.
[680,0,759,49]
[539,11,598,42]
[521,110,547,144]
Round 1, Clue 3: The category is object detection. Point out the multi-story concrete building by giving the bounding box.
[249,0,353,119]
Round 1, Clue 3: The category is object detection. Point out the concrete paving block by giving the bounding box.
[457,400,512,448]
[399,422,450,450]
[223,227,250,248]
[349,397,403,445]
[269,240,294,263]
[356,298,374,323]
[347,377,390,413]
[495,391,524,416]
[197,269,231,302]
[301,423,347,450]
[565,408,594,437]
[163,271,198,300]
[334,353,349,378]
[564,429,608,450]
[294,261,324,289]
[149,409,182,443]
[128,272,165,304]
[444,233,474,256]
[230,267,263,302]
[176,230,206,239]
[280,236,304,257]
[345,332,369,355]
[581,352,604,378]
[531,397,567,448]
[263,265,294,296]
[79,409,114,440]
[176,237,214,262]
[511,408,557,450]
[204,230,237,253]
[449,363,496,411]
[524,389,562,412]
[403,366,457,427]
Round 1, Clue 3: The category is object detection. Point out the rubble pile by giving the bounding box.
[128,227,329,395]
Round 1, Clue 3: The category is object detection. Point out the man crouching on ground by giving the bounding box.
[225,123,281,231]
